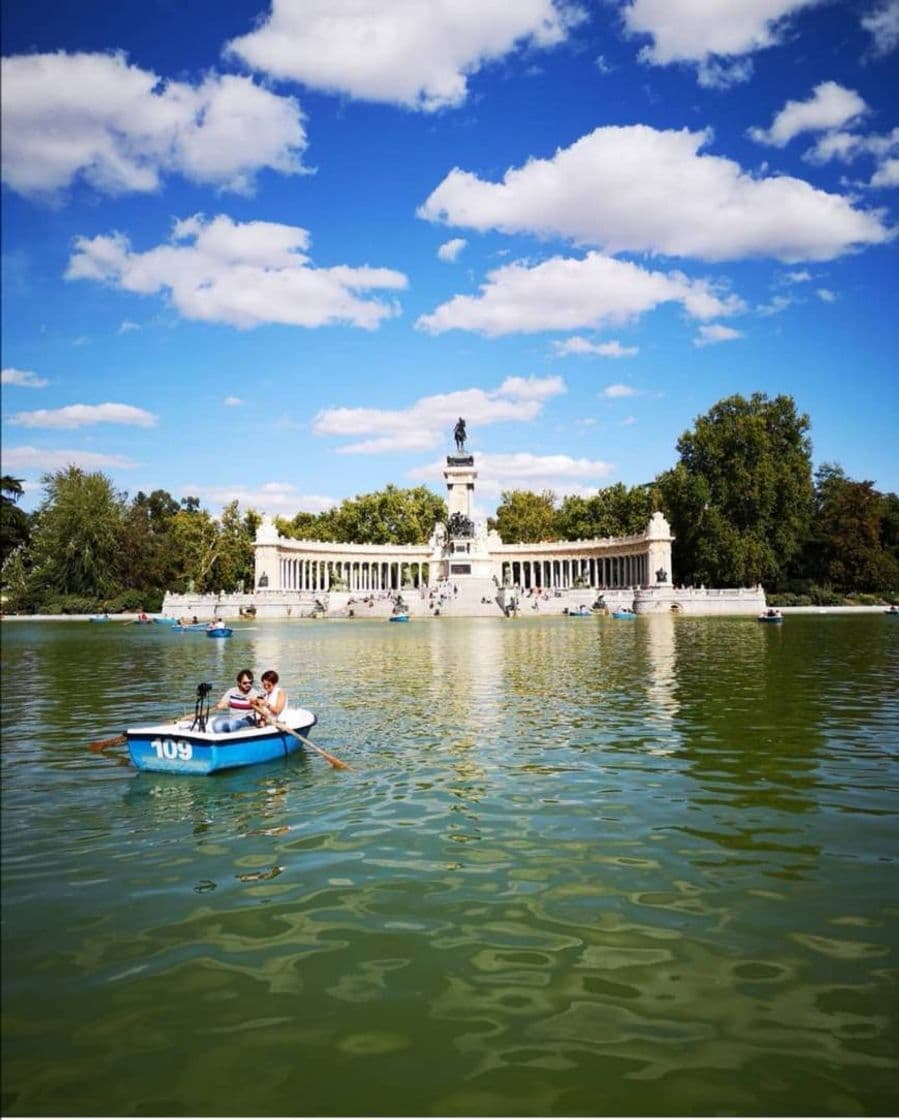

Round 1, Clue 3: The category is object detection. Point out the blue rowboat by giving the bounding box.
[171,623,208,632]
[388,613,409,622]
[206,626,233,637]
[567,606,592,617]
[611,609,636,619]
[758,609,784,623]
[89,615,111,622]
[126,707,318,774]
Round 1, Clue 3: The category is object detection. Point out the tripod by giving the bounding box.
[192,683,213,731]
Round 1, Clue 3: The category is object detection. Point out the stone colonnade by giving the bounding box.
[279,555,430,593]
[499,552,648,591]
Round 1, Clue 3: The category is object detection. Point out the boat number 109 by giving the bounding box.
[151,738,193,761]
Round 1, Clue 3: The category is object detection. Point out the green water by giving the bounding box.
[2,615,897,1116]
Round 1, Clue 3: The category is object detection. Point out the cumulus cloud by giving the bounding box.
[224,396,244,406]
[2,367,48,387]
[187,481,337,516]
[870,157,899,187]
[437,238,467,262]
[226,0,581,111]
[9,402,158,429]
[749,82,867,147]
[1,446,139,471]
[418,125,889,262]
[66,213,408,330]
[416,252,742,337]
[313,376,565,453]
[862,0,899,54]
[1,51,309,199]
[554,337,638,357]
[410,450,614,498]
[816,288,837,302]
[694,323,744,347]
[601,383,641,398]
[623,0,818,75]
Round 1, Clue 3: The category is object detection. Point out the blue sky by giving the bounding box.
[2,0,897,520]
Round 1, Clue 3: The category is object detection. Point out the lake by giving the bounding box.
[2,614,898,1116]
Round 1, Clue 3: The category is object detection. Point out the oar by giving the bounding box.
[88,712,193,753]
[252,703,349,770]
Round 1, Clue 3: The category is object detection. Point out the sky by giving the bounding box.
[2,0,898,522]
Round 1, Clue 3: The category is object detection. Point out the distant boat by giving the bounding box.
[611,608,636,619]
[884,605,898,616]
[758,608,784,623]
[89,615,111,623]
[171,623,207,632]
[388,613,409,623]
[567,605,592,617]
[127,707,317,774]
[205,626,233,638]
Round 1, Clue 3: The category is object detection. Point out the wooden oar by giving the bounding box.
[88,712,193,753]
[252,703,349,770]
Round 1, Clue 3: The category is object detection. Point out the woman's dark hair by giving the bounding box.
[261,670,279,685]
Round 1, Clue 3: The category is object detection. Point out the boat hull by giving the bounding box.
[388,614,409,622]
[127,709,317,774]
[611,610,636,619]
[205,627,233,637]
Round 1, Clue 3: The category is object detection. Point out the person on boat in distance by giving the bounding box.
[212,670,259,732]
[251,670,288,725]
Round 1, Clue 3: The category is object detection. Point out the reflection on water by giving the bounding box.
[2,616,898,1116]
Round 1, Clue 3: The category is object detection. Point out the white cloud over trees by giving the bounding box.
[66,214,408,330]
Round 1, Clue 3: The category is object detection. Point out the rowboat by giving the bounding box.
[885,606,899,616]
[611,608,636,619]
[758,608,784,623]
[126,707,318,774]
[567,606,592,617]
[388,613,409,623]
[89,615,111,622]
[171,623,208,632]
[205,626,233,637]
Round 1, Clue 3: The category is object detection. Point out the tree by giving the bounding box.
[168,508,219,592]
[26,467,126,600]
[213,500,256,590]
[492,490,558,543]
[805,464,899,592]
[1,475,31,566]
[657,393,814,587]
[556,483,655,540]
[119,489,181,591]
[330,485,446,545]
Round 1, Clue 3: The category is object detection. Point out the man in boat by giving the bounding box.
[212,670,259,732]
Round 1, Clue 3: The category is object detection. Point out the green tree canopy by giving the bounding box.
[27,467,126,598]
[1,475,31,566]
[657,393,814,587]
[492,489,558,543]
[279,486,446,545]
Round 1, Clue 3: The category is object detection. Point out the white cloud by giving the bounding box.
[187,481,337,516]
[757,294,793,315]
[784,270,812,283]
[749,82,867,147]
[9,402,158,429]
[66,213,408,330]
[694,323,744,347]
[1,52,309,198]
[816,288,837,302]
[554,337,639,357]
[118,320,141,334]
[871,157,899,187]
[416,252,742,337]
[437,238,467,262]
[862,1,899,54]
[623,0,818,70]
[224,396,244,406]
[226,0,582,112]
[313,376,565,454]
[418,125,890,263]
[1,446,139,471]
[410,450,614,499]
[2,367,48,387]
[601,383,641,398]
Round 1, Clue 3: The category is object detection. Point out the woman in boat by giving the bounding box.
[251,670,288,725]
[212,670,259,732]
